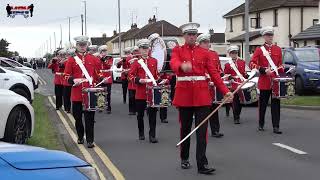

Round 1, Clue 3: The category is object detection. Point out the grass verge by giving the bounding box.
[282,96,320,106]
[27,94,61,150]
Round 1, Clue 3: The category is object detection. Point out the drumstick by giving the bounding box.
[73,79,88,87]
[176,69,258,147]
[95,77,111,87]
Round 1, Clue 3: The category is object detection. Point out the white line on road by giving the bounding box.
[38,76,47,85]
[272,143,308,155]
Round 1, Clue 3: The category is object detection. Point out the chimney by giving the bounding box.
[209,29,214,35]
[131,23,138,29]
[102,33,107,38]
[113,30,117,36]
[148,18,152,24]
[152,15,157,23]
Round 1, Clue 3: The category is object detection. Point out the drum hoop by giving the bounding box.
[150,37,167,73]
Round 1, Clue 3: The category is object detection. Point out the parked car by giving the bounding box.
[23,62,32,68]
[112,57,123,83]
[0,58,39,89]
[0,67,34,102]
[0,89,34,144]
[282,47,320,94]
[0,142,100,180]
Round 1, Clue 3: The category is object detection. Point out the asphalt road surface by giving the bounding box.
[37,69,320,180]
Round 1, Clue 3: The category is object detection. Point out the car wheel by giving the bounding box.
[3,106,30,144]
[295,77,304,95]
[12,88,30,101]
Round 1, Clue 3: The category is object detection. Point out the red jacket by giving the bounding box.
[61,59,72,86]
[207,50,224,100]
[99,57,113,84]
[224,58,246,91]
[126,55,137,90]
[48,57,63,85]
[170,44,230,107]
[128,57,158,100]
[64,53,101,102]
[249,44,284,90]
[117,56,130,80]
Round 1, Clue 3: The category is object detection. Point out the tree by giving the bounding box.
[0,39,11,57]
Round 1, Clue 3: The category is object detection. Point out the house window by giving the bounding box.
[304,41,307,46]
[250,12,261,29]
[313,19,319,25]
[316,40,320,45]
[230,18,233,32]
[242,15,245,30]
[273,9,278,27]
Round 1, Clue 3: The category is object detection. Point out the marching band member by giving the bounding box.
[170,23,233,174]
[48,50,66,110]
[88,45,99,57]
[224,46,247,124]
[117,47,131,104]
[63,48,76,113]
[64,36,102,148]
[249,26,284,134]
[98,45,113,114]
[128,39,160,143]
[197,34,224,138]
[127,46,139,115]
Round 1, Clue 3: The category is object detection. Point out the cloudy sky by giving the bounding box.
[0,0,243,57]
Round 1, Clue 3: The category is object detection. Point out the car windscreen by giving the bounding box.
[6,59,23,67]
[294,49,320,62]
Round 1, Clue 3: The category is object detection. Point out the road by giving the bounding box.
[37,69,320,180]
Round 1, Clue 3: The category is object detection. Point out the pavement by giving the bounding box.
[37,69,320,180]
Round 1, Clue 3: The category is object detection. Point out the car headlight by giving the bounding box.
[77,166,100,180]
[304,69,320,74]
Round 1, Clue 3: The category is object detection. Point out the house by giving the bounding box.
[291,0,320,47]
[208,29,229,56]
[90,33,112,46]
[223,0,319,59]
[112,16,183,55]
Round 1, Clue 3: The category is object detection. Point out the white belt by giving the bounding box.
[55,72,64,75]
[177,76,206,82]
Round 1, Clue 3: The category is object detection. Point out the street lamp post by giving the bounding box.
[244,0,250,62]
[83,1,87,36]
[189,0,192,22]
[118,0,122,56]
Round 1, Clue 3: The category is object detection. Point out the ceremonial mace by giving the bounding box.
[176,69,258,147]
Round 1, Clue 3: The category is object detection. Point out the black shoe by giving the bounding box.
[234,119,240,124]
[181,160,191,169]
[129,112,136,115]
[123,100,126,104]
[226,112,230,117]
[273,128,282,134]
[87,142,95,148]
[161,119,168,123]
[77,139,84,144]
[258,127,264,131]
[198,165,216,175]
[211,132,224,138]
[106,110,111,114]
[56,107,60,110]
[67,110,71,113]
[139,135,145,140]
[149,137,158,143]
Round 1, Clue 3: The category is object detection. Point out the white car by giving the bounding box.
[0,89,34,144]
[0,67,34,102]
[0,58,39,89]
[112,57,123,83]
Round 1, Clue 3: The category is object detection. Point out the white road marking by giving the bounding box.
[38,76,47,85]
[273,143,308,155]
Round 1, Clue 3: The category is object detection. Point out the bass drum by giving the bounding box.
[149,33,167,72]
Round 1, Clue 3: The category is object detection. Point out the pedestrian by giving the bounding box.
[170,22,233,175]
[249,26,284,134]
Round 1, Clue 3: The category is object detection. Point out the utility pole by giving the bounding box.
[60,24,63,48]
[83,1,87,36]
[189,0,192,22]
[244,0,250,62]
[46,40,49,54]
[81,14,84,35]
[68,17,71,44]
[54,32,56,51]
[49,36,52,53]
[118,0,122,56]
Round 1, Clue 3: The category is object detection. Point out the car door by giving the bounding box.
[283,50,296,75]
[0,67,8,88]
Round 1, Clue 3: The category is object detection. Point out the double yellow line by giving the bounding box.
[48,96,125,180]
[38,76,47,86]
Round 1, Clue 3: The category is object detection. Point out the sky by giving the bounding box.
[0,0,244,57]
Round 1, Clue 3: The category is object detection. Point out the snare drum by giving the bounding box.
[239,82,258,105]
[272,77,295,99]
[146,85,171,107]
[212,81,231,104]
[82,87,107,111]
